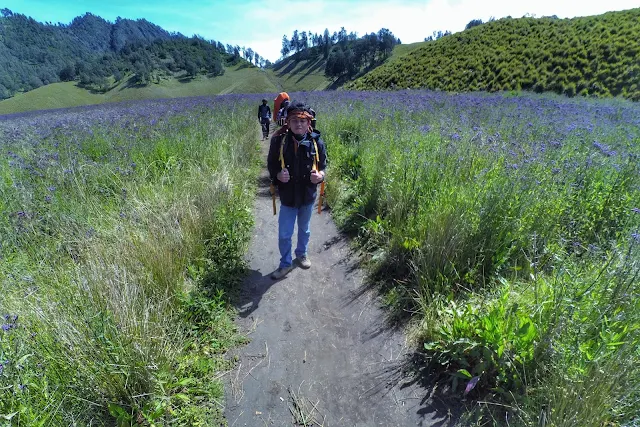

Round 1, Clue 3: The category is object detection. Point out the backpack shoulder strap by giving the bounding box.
[312,138,319,171]
[279,133,286,169]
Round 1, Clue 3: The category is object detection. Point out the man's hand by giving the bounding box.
[310,170,324,184]
[277,168,290,183]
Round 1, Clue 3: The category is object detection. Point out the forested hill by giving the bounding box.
[0,10,255,100]
[347,8,640,101]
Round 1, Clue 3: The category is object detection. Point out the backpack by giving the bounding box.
[273,92,289,123]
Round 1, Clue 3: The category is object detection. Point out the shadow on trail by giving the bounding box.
[344,252,417,336]
[326,237,463,425]
[335,245,413,335]
[233,145,279,319]
[235,269,270,318]
[403,353,465,426]
[318,224,412,338]
[235,268,291,319]
[336,297,463,424]
[362,353,463,426]
[256,175,273,198]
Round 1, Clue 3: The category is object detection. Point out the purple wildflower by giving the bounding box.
[593,141,617,157]
[419,124,431,134]
[464,376,480,395]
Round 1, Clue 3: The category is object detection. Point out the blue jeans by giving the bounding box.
[278,203,314,268]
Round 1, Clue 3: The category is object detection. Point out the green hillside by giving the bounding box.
[0,13,420,115]
[267,40,426,93]
[387,41,425,59]
[347,8,640,100]
[268,55,332,92]
[0,40,430,115]
[0,9,276,107]
[0,64,278,115]
[0,11,180,98]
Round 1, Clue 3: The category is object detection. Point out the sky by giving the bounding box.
[2,0,639,62]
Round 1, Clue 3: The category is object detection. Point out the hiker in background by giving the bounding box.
[267,102,327,280]
[276,99,290,126]
[273,92,289,126]
[258,98,271,140]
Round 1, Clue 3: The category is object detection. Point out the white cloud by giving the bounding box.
[239,0,639,62]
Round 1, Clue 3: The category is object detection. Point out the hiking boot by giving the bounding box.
[296,256,311,269]
[270,266,293,280]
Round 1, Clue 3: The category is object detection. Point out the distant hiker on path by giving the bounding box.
[267,102,327,280]
[276,99,290,126]
[258,98,271,140]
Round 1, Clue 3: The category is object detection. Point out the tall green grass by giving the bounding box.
[315,91,640,425]
[0,100,260,425]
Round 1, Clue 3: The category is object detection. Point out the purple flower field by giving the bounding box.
[1,89,639,424]
[296,90,640,424]
[0,94,260,425]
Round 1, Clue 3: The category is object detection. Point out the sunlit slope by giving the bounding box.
[267,41,427,93]
[348,8,640,100]
[268,55,332,92]
[0,64,278,115]
[388,41,427,59]
[0,82,105,114]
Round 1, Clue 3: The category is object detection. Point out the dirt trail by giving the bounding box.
[224,136,454,426]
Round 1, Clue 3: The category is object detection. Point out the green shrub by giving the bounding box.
[346,8,640,101]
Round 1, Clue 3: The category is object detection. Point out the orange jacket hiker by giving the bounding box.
[273,92,289,124]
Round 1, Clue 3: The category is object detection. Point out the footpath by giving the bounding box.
[224,135,453,426]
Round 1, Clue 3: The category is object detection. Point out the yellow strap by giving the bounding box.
[312,140,319,171]
[279,136,319,171]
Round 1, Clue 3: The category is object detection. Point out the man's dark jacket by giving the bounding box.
[258,104,271,119]
[267,130,327,208]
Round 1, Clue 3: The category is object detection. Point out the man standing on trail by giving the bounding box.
[258,98,271,140]
[267,102,327,280]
